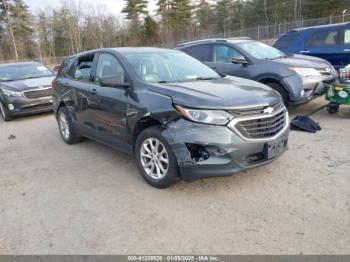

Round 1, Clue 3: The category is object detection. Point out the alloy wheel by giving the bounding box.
[0,102,6,119]
[59,113,70,140]
[140,138,169,180]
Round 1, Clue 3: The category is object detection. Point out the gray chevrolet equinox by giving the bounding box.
[53,48,289,188]
[176,38,338,106]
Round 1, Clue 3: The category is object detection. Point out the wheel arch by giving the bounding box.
[133,117,163,149]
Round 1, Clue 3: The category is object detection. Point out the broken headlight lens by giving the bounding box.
[175,105,234,125]
[2,88,23,97]
[289,67,321,76]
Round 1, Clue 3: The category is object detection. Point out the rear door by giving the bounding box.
[66,53,99,136]
[302,29,345,68]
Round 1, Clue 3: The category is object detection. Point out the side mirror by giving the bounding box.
[231,57,248,65]
[99,76,130,88]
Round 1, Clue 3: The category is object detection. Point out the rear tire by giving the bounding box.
[327,103,339,114]
[57,107,81,144]
[266,82,289,106]
[0,101,12,121]
[135,126,179,189]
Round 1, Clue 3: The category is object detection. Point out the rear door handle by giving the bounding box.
[300,50,310,53]
[344,49,350,52]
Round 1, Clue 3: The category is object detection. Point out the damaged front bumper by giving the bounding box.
[162,118,289,182]
[281,73,337,106]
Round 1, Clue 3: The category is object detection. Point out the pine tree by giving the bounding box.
[10,0,36,58]
[194,0,214,31]
[156,0,171,30]
[142,15,159,45]
[122,0,148,25]
[169,0,193,32]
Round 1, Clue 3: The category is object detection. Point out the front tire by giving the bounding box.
[0,101,12,121]
[327,103,339,114]
[57,107,81,144]
[135,126,179,188]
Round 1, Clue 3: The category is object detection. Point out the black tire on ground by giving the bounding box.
[266,82,289,106]
[0,101,13,121]
[57,106,82,144]
[327,103,339,114]
[135,126,179,189]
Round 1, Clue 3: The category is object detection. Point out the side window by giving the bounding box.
[308,30,342,47]
[344,29,350,44]
[95,53,126,84]
[69,54,94,82]
[213,45,243,63]
[184,45,210,62]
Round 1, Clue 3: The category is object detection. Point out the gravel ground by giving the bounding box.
[0,97,349,255]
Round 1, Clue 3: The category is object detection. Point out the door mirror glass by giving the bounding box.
[99,76,130,88]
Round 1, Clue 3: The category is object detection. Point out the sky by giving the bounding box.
[23,0,157,18]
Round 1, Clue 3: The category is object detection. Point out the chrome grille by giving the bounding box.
[24,87,52,99]
[229,108,287,140]
[228,102,282,117]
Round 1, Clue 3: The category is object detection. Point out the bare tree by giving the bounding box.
[2,0,18,60]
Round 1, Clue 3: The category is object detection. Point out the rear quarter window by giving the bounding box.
[274,34,298,49]
[184,45,211,62]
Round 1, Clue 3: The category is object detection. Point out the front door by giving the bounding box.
[89,52,130,152]
[206,44,251,78]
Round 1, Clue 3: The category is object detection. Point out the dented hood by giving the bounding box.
[148,76,281,109]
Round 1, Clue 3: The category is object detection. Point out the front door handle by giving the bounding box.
[344,49,350,52]
[300,50,310,53]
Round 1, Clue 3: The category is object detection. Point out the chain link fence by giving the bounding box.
[163,13,350,48]
[1,14,350,66]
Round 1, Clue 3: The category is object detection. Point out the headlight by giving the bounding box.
[1,89,23,97]
[289,67,321,76]
[175,105,234,125]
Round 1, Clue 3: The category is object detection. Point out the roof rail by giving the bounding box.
[177,37,252,47]
[177,38,227,47]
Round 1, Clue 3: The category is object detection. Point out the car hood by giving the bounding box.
[0,76,54,92]
[148,76,281,110]
[272,54,332,68]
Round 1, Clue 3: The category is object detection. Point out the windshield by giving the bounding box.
[0,63,54,82]
[237,41,287,60]
[124,51,219,83]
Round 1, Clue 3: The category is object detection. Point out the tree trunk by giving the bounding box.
[3,0,18,60]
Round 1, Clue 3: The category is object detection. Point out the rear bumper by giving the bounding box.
[1,96,53,117]
[162,118,289,182]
